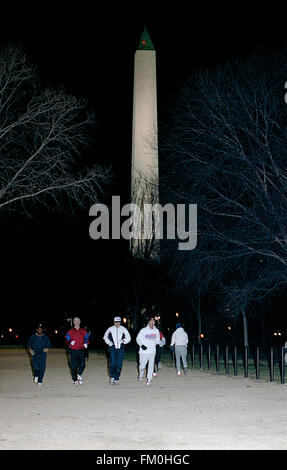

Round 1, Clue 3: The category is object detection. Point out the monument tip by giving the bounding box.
[138,25,155,51]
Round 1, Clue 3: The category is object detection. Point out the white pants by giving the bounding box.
[139,352,156,381]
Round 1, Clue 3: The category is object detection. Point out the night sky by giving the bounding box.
[0,4,286,337]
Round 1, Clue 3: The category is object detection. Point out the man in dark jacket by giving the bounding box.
[27,324,51,386]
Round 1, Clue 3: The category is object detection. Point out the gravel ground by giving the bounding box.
[0,347,286,450]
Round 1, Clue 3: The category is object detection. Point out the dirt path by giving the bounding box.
[0,348,286,450]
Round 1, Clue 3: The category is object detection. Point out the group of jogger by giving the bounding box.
[27,315,189,387]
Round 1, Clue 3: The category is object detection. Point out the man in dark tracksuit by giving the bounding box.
[27,324,51,386]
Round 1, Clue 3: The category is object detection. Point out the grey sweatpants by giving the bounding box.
[175,345,187,371]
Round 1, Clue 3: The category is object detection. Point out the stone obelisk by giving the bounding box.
[130,26,159,259]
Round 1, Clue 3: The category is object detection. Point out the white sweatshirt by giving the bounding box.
[170,327,188,347]
[103,325,131,349]
[136,325,160,354]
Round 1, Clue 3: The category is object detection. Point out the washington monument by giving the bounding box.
[130,26,159,259]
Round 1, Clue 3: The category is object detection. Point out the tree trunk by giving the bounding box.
[260,303,267,349]
[197,290,202,345]
[241,308,249,350]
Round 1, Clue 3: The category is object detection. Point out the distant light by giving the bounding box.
[8,328,12,333]
[15,335,19,339]
[142,40,146,45]
[55,330,58,334]
[227,326,231,330]
[123,318,127,324]
[175,312,179,317]
[200,333,204,339]
[1,334,4,338]
[274,332,278,336]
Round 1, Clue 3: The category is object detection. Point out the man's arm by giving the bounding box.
[123,327,131,345]
[103,328,113,346]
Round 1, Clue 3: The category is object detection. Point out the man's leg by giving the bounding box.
[77,349,86,379]
[32,354,40,381]
[139,352,148,379]
[175,347,181,373]
[115,348,124,381]
[38,353,46,383]
[109,346,117,379]
[70,350,78,382]
[181,346,188,368]
[147,353,155,382]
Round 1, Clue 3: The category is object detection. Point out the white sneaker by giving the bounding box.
[77,375,83,385]
[152,372,157,377]
[34,377,38,384]
[146,380,151,386]
[38,383,42,387]
[114,380,119,385]
[109,378,115,384]
[138,375,143,381]
[177,371,181,376]
[73,380,79,386]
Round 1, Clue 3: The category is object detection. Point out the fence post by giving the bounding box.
[256,347,260,380]
[225,345,229,375]
[207,345,211,370]
[270,347,274,382]
[200,344,203,370]
[281,347,285,385]
[216,345,220,372]
[244,346,248,378]
[234,345,238,376]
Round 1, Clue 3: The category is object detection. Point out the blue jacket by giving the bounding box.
[27,334,51,352]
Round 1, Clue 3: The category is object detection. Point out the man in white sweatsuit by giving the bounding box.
[170,323,189,376]
[103,316,131,384]
[136,317,160,386]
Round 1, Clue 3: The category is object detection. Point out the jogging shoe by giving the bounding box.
[146,380,151,386]
[77,375,83,385]
[114,380,119,385]
[177,370,181,376]
[152,372,157,377]
[34,377,38,384]
[73,380,79,386]
[109,378,115,385]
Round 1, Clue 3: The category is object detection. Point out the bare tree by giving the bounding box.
[164,47,287,268]
[161,47,287,345]
[0,44,112,217]
[217,258,287,349]
[130,171,160,260]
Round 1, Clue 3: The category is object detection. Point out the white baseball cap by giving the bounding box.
[114,316,121,322]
